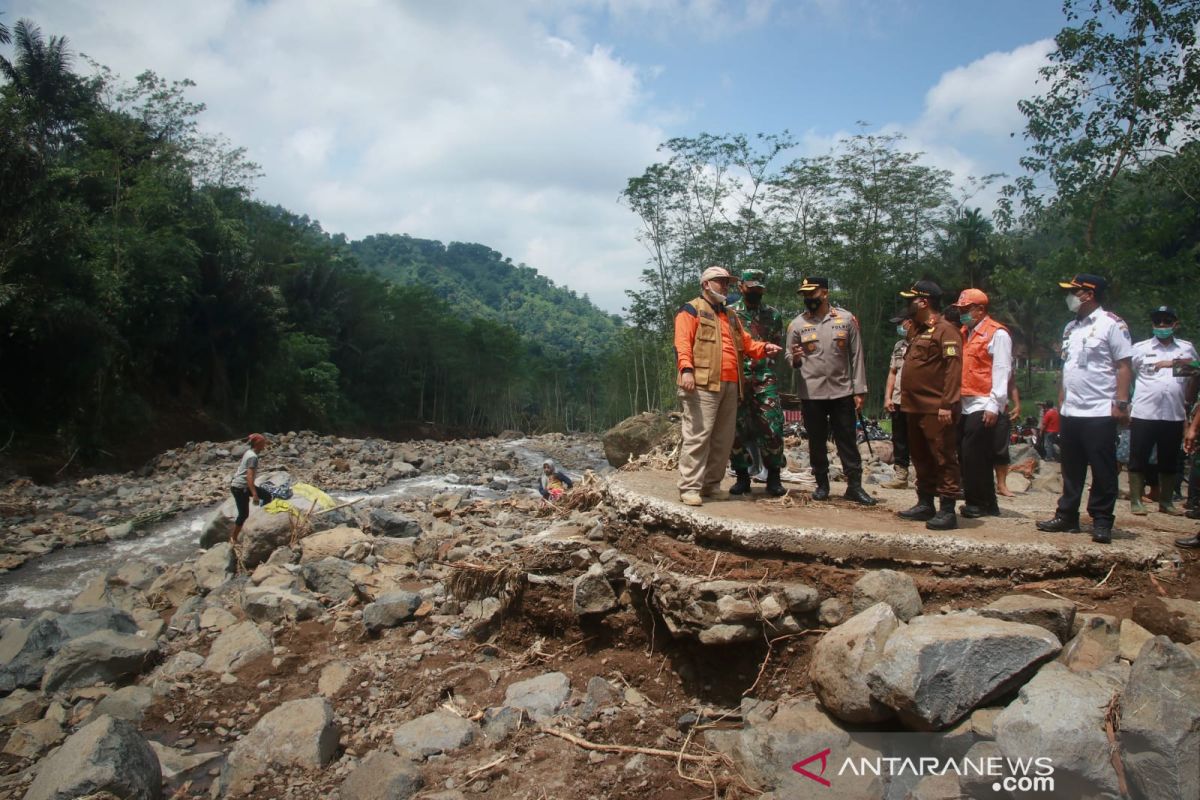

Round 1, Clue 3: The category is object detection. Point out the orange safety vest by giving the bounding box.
[960,316,1007,398]
[677,295,747,399]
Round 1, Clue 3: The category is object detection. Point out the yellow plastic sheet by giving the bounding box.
[260,482,337,517]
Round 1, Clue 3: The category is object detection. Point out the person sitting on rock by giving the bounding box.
[230,433,272,544]
[539,459,573,501]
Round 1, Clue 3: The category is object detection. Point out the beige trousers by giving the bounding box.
[678,381,739,493]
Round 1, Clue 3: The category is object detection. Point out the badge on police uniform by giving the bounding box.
[944,344,957,356]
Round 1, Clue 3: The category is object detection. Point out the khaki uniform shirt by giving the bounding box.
[900,316,963,414]
[889,339,908,406]
[784,306,868,400]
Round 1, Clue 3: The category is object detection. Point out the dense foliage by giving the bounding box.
[0,20,626,464]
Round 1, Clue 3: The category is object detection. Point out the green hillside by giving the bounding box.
[350,234,623,361]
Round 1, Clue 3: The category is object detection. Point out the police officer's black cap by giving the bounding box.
[1150,305,1178,322]
[797,276,829,294]
[899,280,942,299]
[1057,273,1107,293]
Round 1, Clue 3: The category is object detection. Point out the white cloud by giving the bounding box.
[915,39,1054,140]
[7,0,668,313]
[896,40,1055,213]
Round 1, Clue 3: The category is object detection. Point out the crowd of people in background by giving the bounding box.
[672,266,1200,549]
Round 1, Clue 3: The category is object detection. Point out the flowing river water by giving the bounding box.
[0,439,608,619]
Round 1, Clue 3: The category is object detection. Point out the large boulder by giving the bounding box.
[193,543,235,591]
[702,698,884,798]
[340,750,423,800]
[203,620,272,674]
[146,565,200,608]
[503,672,570,722]
[0,609,139,692]
[1119,636,1200,800]
[91,685,155,724]
[367,509,422,538]
[3,718,64,759]
[24,715,161,800]
[237,510,297,569]
[851,570,923,622]
[978,594,1076,643]
[301,558,359,602]
[70,574,145,614]
[809,603,898,724]
[241,586,322,623]
[41,630,159,692]
[363,591,421,635]
[866,613,1061,730]
[220,697,340,795]
[573,565,618,615]
[602,412,674,467]
[993,662,1124,797]
[391,709,477,759]
[299,527,372,564]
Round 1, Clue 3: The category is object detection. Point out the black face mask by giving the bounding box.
[744,290,764,306]
[803,297,822,312]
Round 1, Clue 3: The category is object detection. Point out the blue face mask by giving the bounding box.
[896,325,907,337]
[960,313,975,327]
[1153,326,1175,339]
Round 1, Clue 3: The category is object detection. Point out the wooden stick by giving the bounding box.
[466,755,508,777]
[313,497,364,516]
[541,727,713,763]
[1040,588,1096,610]
[707,552,720,578]
[1093,563,1117,588]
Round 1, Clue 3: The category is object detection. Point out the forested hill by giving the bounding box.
[350,235,621,360]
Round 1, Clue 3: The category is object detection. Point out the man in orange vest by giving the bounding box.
[953,289,1013,518]
[674,266,783,506]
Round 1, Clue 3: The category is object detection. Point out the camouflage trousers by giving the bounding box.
[730,381,786,471]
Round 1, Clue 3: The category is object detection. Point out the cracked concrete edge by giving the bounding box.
[604,479,1174,579]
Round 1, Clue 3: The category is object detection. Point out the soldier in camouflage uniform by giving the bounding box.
[729,269,788,497]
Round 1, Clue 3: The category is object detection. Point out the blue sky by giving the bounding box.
[7,1,1071,313]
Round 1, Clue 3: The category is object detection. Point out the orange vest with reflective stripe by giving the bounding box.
[961,316,1007,398]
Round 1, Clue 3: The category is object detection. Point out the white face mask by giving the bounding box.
[1066,293,1083,313]
[704,285,727,304]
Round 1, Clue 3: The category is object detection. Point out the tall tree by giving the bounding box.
[1008,0,1200,249]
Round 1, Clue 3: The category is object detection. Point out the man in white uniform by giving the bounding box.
[1036,274,1133,544]
[1127,306,1198,516]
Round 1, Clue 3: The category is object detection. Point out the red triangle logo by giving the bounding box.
[792,747,832,787]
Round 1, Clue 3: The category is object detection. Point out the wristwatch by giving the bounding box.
[1115,400,1131,411]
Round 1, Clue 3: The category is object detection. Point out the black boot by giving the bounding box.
[926,497,958,530]
[766,468,787,497]
[729,470,752,496]
[1175,533,1200,548]
[843,472,876,506]
[898,493,936,521]
[813,474,830,501]
[1091,523,1112,544]
[1036,512,1081,533]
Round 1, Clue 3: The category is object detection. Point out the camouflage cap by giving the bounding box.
[740,269,766,288]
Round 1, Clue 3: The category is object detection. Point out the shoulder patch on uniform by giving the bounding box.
[1106,311,1125,323]
[944,344,958,357]
[679,303,697,317]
